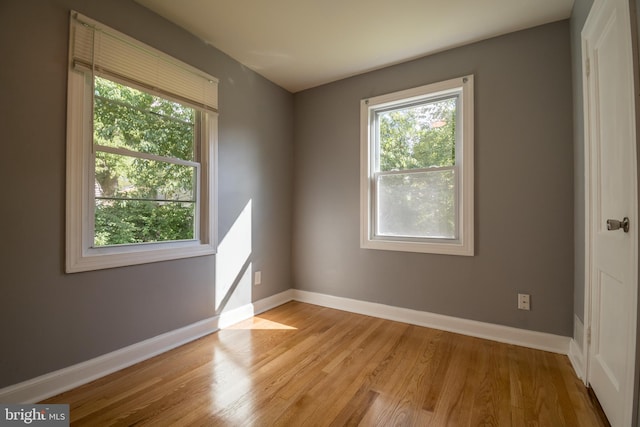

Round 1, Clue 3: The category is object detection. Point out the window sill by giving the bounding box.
[66,242,216,273]
[361,237,474,256]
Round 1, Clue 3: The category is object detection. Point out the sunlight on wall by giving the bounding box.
[215,199,252,311]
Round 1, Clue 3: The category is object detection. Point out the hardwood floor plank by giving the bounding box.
[41,302,608,426]
[429,335,480,426]
[273,319,408,426]
[328,388,379,427]
[469,340,511,427]
[540,350,579,426]
[363,326,439,425]
[422,330,455,412]
[218,315,381,425]
[554,354,608,427]
[531,346,566,426]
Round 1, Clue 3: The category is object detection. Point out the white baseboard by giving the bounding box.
[573,314,585,351]
[0,290,293,404]
[0,316,220,404]
[218,304,254,329]
[219,289,294,328]
[0,288,574,403]
[568,339,585,381]
[291,290,571,354]
[253,289,295,315]
[568,315,586,382]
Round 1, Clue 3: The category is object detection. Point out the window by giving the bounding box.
[66,12,218,272]
[360,76,474,255]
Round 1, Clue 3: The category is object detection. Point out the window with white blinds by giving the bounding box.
[69,12,218,112]
[66,11,218,273]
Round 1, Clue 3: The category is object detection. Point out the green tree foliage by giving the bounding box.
[378,97,456,171]
[377,97,457,238]
[92,77,197,246]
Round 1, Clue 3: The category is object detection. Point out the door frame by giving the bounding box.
[581,0,640,425]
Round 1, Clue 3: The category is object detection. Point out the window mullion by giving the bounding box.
[94,144,200,168]
[375,165,456,177]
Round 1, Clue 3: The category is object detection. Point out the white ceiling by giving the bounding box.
[135,0,575,93]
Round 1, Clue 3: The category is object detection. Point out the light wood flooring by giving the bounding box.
[43,301,608,426]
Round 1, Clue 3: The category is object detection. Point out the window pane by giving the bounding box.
[95,200,195,246]
[378,97,456,172]
[94,76,195,161]
[95,151,196,201]
[376,170,456,239]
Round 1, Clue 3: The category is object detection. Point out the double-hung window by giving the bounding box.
[360,76,474,255]
[66,12,218,272]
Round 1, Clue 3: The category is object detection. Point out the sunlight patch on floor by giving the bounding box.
[224,316,297,330]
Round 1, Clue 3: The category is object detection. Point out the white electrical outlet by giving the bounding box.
[254,271,262,286]
[518,293,530,310]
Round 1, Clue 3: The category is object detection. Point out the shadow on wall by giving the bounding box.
[215,199,254,315]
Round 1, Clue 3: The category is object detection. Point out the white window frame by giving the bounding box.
[360,76,474,256]
[66,12,218,273]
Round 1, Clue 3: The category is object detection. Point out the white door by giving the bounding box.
[583,0,638,425]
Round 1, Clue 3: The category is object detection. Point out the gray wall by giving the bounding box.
[570,0,594,327]
[0,0,293,388]
[292,21,574,336]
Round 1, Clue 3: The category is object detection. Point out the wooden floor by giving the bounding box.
[43,302,608,426]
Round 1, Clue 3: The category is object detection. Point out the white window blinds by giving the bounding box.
[70,11,218,113]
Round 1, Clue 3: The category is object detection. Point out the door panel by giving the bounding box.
[584,0,638,425]
[597,271,625,383]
